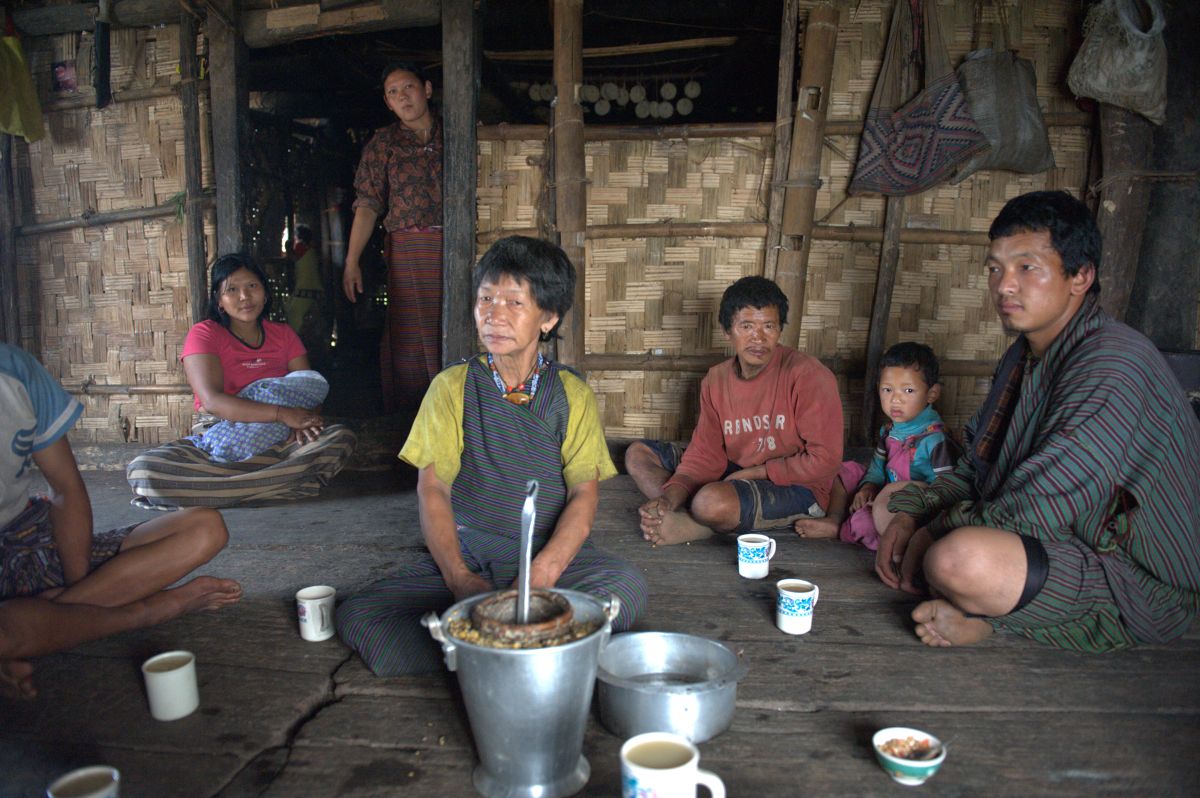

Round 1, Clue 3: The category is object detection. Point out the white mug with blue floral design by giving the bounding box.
[776,578,820,634]
[735,533,776,579]
[620,731,725,798]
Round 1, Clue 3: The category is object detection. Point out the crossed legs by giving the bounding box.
[1,508,241,699]
[911,527,1028,646]
[626,442,720,545]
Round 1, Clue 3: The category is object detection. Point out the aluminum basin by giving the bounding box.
[595,631,747,744]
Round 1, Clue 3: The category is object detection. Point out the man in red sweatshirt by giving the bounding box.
[626,276,843,545]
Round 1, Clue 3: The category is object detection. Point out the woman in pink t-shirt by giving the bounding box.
[127,255,356,509]
[181,256,322,438]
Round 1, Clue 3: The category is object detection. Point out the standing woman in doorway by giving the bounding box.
[343,62,443,414]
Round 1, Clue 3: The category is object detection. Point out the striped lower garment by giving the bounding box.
[382,228,443,413]
[335,527,648,676]
[1,497,137,599]
[126,425,357,509]
[995,536,1144,652]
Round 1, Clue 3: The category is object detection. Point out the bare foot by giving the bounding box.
[146,577,243,625]
[644,510,714,546]
[912,599,993,647]
[794,517,839,539]
[0,659,36,700]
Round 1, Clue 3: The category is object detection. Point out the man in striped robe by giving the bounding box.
[876,191,1200,652]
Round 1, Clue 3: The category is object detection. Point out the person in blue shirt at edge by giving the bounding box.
[0,343,241,699]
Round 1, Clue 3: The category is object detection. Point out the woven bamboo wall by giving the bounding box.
[15,24,213,446]
[807,0,1088,435]
[477,0,1091,443]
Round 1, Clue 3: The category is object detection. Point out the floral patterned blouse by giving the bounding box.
[351,116,443,231]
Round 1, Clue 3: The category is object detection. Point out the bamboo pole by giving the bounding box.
[590,222,768,239]
[582,352,996,377]
[487,36,737,62]
[14,193,214,237]
[552,0,586,365]
[66,383,193,395]
[476,112,1091,142]
[41,83,181,112]
[763,0,800,281]
[478,222,988,247]
[776,4,839,348]
[814,224,988,246]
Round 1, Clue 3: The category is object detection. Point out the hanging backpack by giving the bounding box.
[950,5,1055,182]
[849,0,988,196]
[1067,0,1168,125]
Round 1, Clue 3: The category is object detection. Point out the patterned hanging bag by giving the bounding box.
[849,0,988,195]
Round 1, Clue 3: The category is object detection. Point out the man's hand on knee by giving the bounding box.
[876,512,918,589]
[899,527,933,595]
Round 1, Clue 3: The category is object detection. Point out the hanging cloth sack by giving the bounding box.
[0,16,45,143]
[849,0,988,195]
[1067,0,1167,125]
[950,8,1055,182]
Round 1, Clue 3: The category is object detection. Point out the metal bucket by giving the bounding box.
[423,589,619,798]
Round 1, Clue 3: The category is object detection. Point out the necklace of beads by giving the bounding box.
[488,352,543,406]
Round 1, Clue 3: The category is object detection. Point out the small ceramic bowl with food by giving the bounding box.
[872,727,946,786]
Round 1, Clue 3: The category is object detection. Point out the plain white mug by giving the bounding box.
[46,765,120,798]
[776,579,820,635]
[736,533,776,579]
[141,650,199,721]
[621,732,725,798]
[296,585,337,642]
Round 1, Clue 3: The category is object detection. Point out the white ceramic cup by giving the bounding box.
[141,650,199,721]
[776,579,820,635]
[736,534,776,579]
[46,766,120,798]
[620,732,725,798]
[296,585,337,642]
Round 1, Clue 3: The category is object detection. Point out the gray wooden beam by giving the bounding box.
[207,1,248,255]
[1096,104,1153,322]
[0,135,19,345]
[242,0,438,48]
[440,0,480,366]
[12,0,179,35]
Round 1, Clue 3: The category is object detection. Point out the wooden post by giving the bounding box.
[776,4,839,349]
[859,1,915,446]
[1096,104,1153,322]
[763,0,799,282]
[441,0,481,365]
[207,0,248,255]
[551,0,585,366]
[861,195,905,443]
[0,134,19,345]
[180,12,207,323]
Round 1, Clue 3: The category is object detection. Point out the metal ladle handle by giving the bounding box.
[517,479,539,624]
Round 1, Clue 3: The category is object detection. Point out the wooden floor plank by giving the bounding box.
[5,471,1197,797]
[251,702,1200,797]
